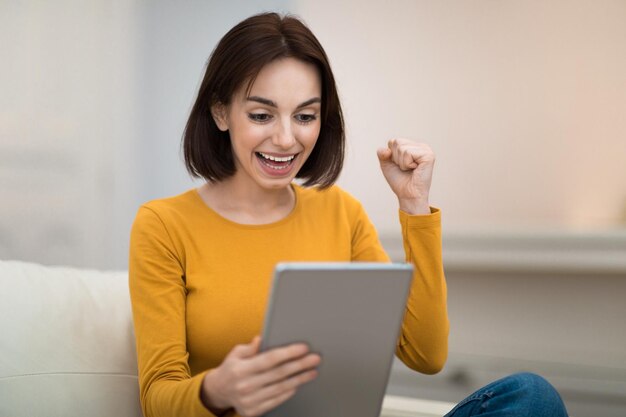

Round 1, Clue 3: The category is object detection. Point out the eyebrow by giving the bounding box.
[247,96,321,109]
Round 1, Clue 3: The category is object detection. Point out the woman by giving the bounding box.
[129,12,568,417]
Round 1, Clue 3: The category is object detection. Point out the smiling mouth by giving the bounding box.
[255,152,298,170]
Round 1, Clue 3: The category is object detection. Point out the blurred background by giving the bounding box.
[1,1,625,415]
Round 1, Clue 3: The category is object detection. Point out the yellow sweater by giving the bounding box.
[129,184,448,417]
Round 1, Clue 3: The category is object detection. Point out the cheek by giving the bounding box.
[301,124,322,147]
[231,123,268,149]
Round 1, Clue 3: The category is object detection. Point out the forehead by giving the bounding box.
[239,58,322,103]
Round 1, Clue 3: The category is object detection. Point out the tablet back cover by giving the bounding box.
[260,262,413,417]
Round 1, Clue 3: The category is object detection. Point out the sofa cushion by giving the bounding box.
[0,260,142,417]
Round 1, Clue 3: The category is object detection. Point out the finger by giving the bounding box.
[245,343,311,374]
[400,148,419,170]
[393,142,432,170]
[243,387,297,417]
[389,140,400,163]
[256,367,318,400]
[244,368,318,414]
[247,352,321,389]
[387,138,398,149]
[230,353,319,407]
[392,142,408,170]
[376,147,392,162]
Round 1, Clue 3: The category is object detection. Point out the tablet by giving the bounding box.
[260,262,413,417]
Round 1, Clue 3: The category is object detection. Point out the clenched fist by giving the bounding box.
[377,138,435,215]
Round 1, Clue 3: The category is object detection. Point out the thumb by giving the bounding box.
[230,335,262,358]
[251,335,262,352]
[377,147,392,163]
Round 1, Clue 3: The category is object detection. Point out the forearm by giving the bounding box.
[139,372,217,417]
[395,208,449,374]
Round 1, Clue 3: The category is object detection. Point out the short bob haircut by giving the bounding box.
[183,12,344,188]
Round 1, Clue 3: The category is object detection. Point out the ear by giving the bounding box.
[211,103,229,132]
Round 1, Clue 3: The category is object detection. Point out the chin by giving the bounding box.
[257,177,295,190]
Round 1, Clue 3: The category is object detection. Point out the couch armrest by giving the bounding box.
[381,395,455,417]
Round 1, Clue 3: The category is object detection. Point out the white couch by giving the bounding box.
[0,260,454,417]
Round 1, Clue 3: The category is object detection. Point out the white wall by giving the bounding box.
[295,0,626,234]
[3,1,625,269]
[0,1,292,269]
[132,1,292,202]
[0,1,140,269]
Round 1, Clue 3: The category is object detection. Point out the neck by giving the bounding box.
[199,174,296,225]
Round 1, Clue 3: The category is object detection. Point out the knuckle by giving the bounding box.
[232,344,246,354]
[234,381,252,395]
[241,397,253,408]
[231,364,246,379]
[267,350,283,364]
[274,362,294,380]
[276,378,294,393]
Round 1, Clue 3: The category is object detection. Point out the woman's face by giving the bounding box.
[213,58,322,191]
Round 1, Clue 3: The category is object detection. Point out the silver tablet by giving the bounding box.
[260,262,413,417]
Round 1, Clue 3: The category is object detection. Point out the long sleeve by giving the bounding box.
[129,206,216,417]
[395,208,449,374]
[350,202,449,374]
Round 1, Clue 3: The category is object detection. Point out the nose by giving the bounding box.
[272,118,296,150]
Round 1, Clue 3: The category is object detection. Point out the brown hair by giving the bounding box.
[182,12,344,188]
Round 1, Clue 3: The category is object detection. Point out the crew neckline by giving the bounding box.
[191,183,302,230]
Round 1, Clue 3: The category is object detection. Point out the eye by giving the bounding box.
[248,113,273,123]
[295,114,317,124]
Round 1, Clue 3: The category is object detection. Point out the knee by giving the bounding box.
[511,372,556,394]
[508,372,568,415]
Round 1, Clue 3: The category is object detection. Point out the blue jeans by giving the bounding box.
[444,373,568,417]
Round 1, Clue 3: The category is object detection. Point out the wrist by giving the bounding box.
[201,370,230,416]
[398,198,430,215]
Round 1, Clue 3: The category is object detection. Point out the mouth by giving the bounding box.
[255,152,298,172]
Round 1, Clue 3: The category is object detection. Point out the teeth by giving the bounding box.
[258,152,296,162]
[262,161,289,170]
